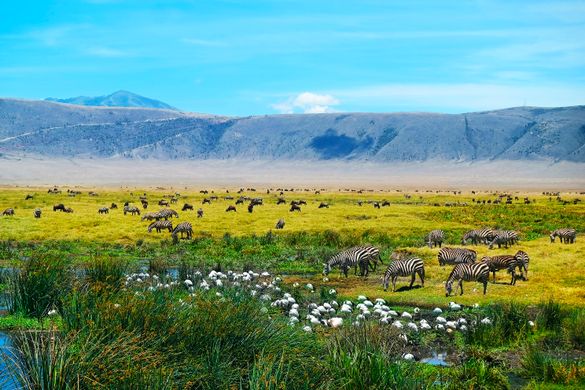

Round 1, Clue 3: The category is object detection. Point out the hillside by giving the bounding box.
[0,99,584,162]
[45,90,178,111]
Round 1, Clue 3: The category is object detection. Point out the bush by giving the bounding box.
[85,256,128,289]
[8,254,72,319]
[465,302,532,348]
[521,345,585,385]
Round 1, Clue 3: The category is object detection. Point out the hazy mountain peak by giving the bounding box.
[45,90,178,111]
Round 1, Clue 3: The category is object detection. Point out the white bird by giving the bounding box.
[375,298,386,304]
[289,309,299,317]
[435,324,445,331]
[458,318,467,325]
[420,322,432,330]
[305,283,314,290]
[303,326,312,332]
[445,321,457,329]
[363,300,374,307]
[388,310,398,316]
[460,325,468,331]
[328,288,336,295]
[436,316,447,324]
[481,317,492,325]
[407,322,418,332]
[433,307,443,315]
[399,334,408,342]
[357,295,367,302]
[413,307,420,314]
[401,312,412,319]
[184,279,193,287]
[392,320,403,329]
[403,353,415,361]
[327,317,343,328]
[289,317,299,324]
[528,321,535,327]
[293,282,300,288]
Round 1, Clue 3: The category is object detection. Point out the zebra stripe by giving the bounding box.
[123,205,141,215]
[172,222,193,241]
[481,255,518,284]
[438,247,477,266]
[383,257,425,292]
[550,228,576,244]
[33,208,41,218]
[488,230,519,249]
[514,250,530,280]
[323,246,379,277]
[148,220,173,233]
[445,262,490,296]
[426,229,444,248]
[461,229,494,245]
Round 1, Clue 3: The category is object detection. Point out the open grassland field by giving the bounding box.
[0,187,584,307]
[1,186,585,389]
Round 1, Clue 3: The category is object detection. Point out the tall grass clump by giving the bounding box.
[447,358,510,389]
[521,344,585,385]
[84,256,128,289]
[465,302,532,348]
[8,254,72,319]
[563,308,585,349]
[537,299,564,332]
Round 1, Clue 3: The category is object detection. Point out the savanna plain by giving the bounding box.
[0,186,584,389]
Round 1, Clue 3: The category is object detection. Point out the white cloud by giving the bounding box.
[272,92,340,114]
[85,46,131,57]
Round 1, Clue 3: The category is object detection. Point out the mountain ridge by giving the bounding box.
[1,98,584,162]
[45,90,178,111]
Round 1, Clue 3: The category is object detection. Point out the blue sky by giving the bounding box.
[1,0,584,115]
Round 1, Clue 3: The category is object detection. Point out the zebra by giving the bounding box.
[438,247,477,266]
[172,222,193,242]
[123,205,141,216]
[382,257,425,292]
[2,208,15,216]
[550,228,576,244]
[63,207,73,213]
[445,262,490,296]
[182,203,194,211]
[148,220,173,233]
[197,208,203,218]
[426,229,444,248]
[158,209,179,219]
[514,250,530,281]
[98,207,109,214]
[461,229,494,245]
[480,255,518,284]
[158,199,169,206]
[488,230,519,249]
[275,218,285,229]
[33,208,42,218]
[322,246,380,277]
[141,212,160,221]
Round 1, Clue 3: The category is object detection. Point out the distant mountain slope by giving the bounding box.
[0,98,584,162]
[45,90,178,110]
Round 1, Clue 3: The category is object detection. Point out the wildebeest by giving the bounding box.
[318,202,329,208]
[275,218,285,229]
[111,203,118,209]
[98,207,109,214]
[248,203,255,213]
[158,199,169,206]
[53,204,66,212]
[226,205,237,212]
[197,208,204,218]
[202,198,211,205]
[33,208,42,218]
[25,194,33,200]
[290,204,301,212]
[2,208,15,216]
[182,203,194,211]
[276,198,286,205]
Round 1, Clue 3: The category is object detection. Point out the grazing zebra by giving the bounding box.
[488,230,519,249]
[426,229,444,248]
[445,262,490,296]
[148,220,173,233]
[226,205,237,212]
[110,203,118,209]
[461,229,494,245]
[550,228,576,244]
[2,208,15,216]
[290,204,301,212]
[382,257,425,292]
[322,246,379,277]
[514,250,530,280]
[33,208,42,218]
[141,212,160,221]
[53,204,66,212]
[197,208,203,218]
[172,222,193,241]
[318,202,329,208]
[373,202,380,209]
[63,207,73,213]
[438,247,477,266]
[480,255,518,284]
[158,209,179,219]
[275,218,285,229]
[158,199,169,206]
[182,203,193,211]
[123,205,141,216]
[98,207,109,214]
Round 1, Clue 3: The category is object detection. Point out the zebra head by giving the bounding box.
[322,263,331,276]
[549,232,556,242]
[445,280,453,297]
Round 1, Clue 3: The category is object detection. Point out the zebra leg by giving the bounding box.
[418,270,425,287]
[409,273,415,289]
[392,276,397,292]
[482,281,487,295]
[459,280,464,296]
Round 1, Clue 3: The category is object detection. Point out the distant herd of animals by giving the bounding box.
[1,187,580,295]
